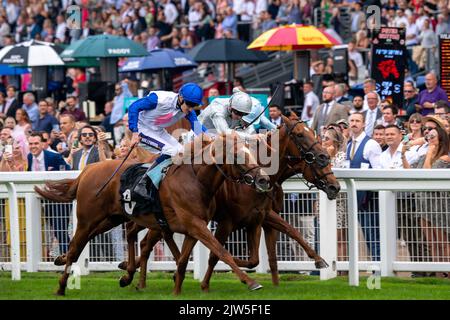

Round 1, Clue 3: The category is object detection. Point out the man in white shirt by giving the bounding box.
[405,15,419,46]
[347,112,382,261]
[380,124,414,169]
[163,0,179,25]
[362,79,381,111]
[347,112,382,169]
[55,14,67,42]
[348,40,364,69]
[394,9,409,28]
[363,92,382,137]
[301,81,320,122]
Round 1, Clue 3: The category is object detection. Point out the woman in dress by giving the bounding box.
[322,127,348,261]
[13,108,32,139]
[406,123,450,277]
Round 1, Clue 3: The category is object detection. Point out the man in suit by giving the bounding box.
[346,112,382,261]
[334,83,350,105]
[3,86,21,119]
[71,125,100,170]
[27,132,71,255]
[27,132,70,171]
[362,91,382,137]
[269,105,283,126]
[310,85,349,135]
[70,125,111,260]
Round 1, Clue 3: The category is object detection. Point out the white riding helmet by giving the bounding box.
[229,89,252,114]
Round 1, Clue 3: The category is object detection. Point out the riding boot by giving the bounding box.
[133,173,152,200]
[133,154,172,199]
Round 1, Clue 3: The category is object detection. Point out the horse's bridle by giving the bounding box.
[285,120,334,190]
[214,162,263,188]
[199,138,266,189]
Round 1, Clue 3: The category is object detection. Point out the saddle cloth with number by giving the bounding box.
[119,163,163,217]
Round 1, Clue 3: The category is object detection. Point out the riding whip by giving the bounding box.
[245,85,282,128]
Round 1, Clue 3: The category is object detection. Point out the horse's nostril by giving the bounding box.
[256,177,270,189]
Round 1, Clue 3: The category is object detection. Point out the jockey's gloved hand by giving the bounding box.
[131,132,141,146]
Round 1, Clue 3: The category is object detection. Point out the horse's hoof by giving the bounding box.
[117,261,128,270]
[200,283,209,293]
[315,259,329,269]
[54,256,65,266]
[55,289,65,296]
[249,282,263,291]
[137,283,146,290]
[119,276,131,288]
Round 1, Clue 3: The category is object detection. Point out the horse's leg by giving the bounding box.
[119,221,144,287]
[55,216,123,266]
[137,229,164,290]
[263,224,280,286]
[118,222,146,271]
[200,220,234,292]
[173,235,198,295]
[164,232,181,263]
[185,215,262,291]
[233,225,262,269]
[56,222,92,296]
[265,210,328,269]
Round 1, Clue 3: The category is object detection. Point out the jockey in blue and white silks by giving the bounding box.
[129,83,207,158]
[128,83,206,198]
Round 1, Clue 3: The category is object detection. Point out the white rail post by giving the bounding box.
[379,191,396,277]
[256,229,269,273]
[71,200,90,275]
[193,224,210,280]
[25,193,41,272]
[345,179,359,286]
[319,190,337,280]
[6,182,20,280]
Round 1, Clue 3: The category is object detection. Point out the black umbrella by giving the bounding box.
[188,39,269,93]
[188,38,269,63]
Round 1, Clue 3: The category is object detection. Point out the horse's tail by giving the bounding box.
[34,177,80,203]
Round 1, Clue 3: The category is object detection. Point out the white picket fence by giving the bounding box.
[0,169,449,287]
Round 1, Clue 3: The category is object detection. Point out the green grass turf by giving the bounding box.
[0,271,449,300]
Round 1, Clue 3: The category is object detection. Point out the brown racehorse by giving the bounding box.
[119,116,340,290]
[35,133,271,296]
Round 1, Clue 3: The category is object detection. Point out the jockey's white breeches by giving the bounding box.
[138,127,183,157]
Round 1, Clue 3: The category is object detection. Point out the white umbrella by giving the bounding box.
[0,40,64,66]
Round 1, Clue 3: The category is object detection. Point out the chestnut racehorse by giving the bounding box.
[35,133,272,295]
[119,117,340,290]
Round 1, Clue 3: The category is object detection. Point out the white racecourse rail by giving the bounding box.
[0,169,449,286]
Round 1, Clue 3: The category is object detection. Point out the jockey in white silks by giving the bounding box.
[128,83,207,198]
[197,89,271,139]
[240,97,277,134]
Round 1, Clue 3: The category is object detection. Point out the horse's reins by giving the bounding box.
[243,85,281,129]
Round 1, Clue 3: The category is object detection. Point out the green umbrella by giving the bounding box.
[59,41,100,67]
[69,35,148,58]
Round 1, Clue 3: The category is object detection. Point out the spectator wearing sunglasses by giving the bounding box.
[71,125,100,171]
[405,115,447,166]
[403,81,418,117]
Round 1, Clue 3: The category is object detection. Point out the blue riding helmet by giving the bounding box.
[179,83,203,106]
